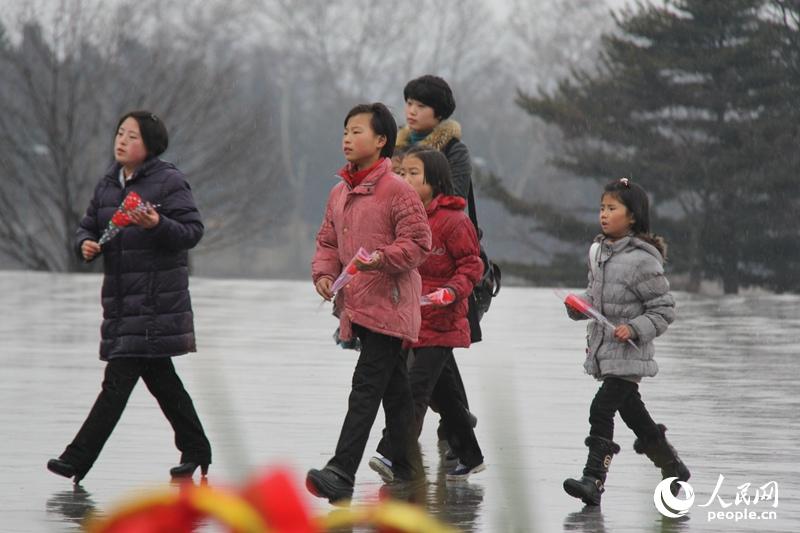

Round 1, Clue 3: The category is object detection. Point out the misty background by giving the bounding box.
[0,0,796,294]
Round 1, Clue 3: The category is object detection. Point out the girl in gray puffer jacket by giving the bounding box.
[563,178,690,506]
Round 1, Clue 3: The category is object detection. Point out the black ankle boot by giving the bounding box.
[564,475,605,505]
[564,436,621,505]
[170,462,209,478]
[634,424,690,496]
[47,458,85,484]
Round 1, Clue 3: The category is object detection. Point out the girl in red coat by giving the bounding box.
[371,147,486,482]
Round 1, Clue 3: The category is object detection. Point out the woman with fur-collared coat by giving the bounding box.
[47,111,211,484]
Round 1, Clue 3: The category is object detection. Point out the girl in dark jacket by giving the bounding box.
[47,111,211,483]
[371,148,486,482]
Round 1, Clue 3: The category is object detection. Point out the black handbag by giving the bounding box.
[466,181,501,343]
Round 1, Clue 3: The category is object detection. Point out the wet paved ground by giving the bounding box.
[1,271,798,532]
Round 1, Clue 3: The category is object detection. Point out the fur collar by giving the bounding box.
[396,119,462,151]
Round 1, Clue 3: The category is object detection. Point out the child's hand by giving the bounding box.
[564,302,584,320]
[316,277,333,301]
[439,288,456,306]
[426,288,455,307]
[614,324,633,342]
[81,240,101,261]
[354,251,382,272]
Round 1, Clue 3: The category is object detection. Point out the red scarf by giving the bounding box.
[340,158,383,188]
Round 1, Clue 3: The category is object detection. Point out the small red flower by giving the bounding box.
[565,293,591,314]
[112,211,131,227]
[123,191,142,211]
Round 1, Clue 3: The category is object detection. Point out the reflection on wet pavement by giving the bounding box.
[563,505,606,533]
[45,485,99,531]
[1,272,797,532]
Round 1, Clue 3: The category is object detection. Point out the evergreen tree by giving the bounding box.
[750,0,800,292]
[500,0,798,293]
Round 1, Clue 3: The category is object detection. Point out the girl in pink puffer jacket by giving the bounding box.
[306,103,431,504]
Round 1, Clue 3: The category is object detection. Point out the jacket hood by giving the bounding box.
[594,233,664,264]
[396,119,462,151]
[427,194,466,214]
[629,236,664,263]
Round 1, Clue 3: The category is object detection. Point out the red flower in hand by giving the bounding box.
[123,191,142,211]
[111,211,132,227]
[565,294,591,314]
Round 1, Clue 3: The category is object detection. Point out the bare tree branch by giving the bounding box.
[0,0,288,271]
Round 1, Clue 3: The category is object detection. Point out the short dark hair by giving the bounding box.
[405,146,453,197]
[344,103,397,159]
[115,110,169,157]
[403,75,456,120]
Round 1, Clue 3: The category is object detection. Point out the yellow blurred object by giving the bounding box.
[318,501,459,533]
[84,491,179,533]
[372,500,459,532]
[190,485,268,532]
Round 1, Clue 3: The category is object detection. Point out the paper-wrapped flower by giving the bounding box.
[123,191,142,211]
[111,211,132,227]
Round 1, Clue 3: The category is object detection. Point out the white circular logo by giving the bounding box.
[653,477,695,518]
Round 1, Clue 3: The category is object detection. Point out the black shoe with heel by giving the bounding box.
[47,458,85,484]
[170,462,209,478]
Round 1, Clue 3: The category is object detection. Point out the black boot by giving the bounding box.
[634,424,690,496]
[563,436,620,505]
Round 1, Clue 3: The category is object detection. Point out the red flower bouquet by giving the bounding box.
[98,191,150,245]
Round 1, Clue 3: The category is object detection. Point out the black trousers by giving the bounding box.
[588,377,660,441]
[431,356,470,439]
[379,346,483,468]
[60,357,211,475]
[328,324,416,480]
